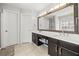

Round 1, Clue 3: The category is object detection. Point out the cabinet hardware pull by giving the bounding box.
[55,46,57,52]
[76,17,78,25]
[59,48,61,55]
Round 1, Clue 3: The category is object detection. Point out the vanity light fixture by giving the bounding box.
[48,7,54,12]
[54,4,60,10]
[49,4,60,12]
[39,11,47,17]
[38,3,68,18]
[59,3,67,7]
[49,3,67,12]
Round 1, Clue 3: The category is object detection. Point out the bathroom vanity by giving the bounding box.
[34,3,79,56]
[32,32,79,56]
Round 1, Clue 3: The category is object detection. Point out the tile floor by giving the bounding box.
[14,43,49,56]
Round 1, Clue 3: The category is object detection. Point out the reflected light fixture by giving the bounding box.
[59,3,67,7]
[39,11,47,17]
[49,3,67,12]
[38,3,67,17]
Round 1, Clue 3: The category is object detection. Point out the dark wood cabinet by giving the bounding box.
[32,33,44,46]
[61,47,79,56]
[48,38,58,56]
[32,33,35,44]
[32,33,38,45]
[60,40,79,56]
[32,33,79,56]
[48,41,57,56]
[48,39,79,56]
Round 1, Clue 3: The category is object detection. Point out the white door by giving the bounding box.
[2,9,18,47]
[20,14,32,43]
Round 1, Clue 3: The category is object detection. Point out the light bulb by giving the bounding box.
[59,3,67,7]
[39,11,47,16]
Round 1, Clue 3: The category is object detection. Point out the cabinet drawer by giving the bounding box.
[61,47,79,56]
[60,40,79,53]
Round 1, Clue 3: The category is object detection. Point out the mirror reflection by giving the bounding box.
[38,4,75,32]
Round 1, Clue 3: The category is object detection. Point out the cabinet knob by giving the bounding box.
[5,30,8,32]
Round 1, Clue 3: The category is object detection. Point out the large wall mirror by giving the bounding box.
[38,3,79,34]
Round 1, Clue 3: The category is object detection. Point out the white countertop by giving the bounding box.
[32,31,79,45]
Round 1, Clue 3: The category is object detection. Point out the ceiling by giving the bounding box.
[0,3,58,16]
[3,3,50,12]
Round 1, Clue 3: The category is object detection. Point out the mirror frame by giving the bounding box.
[37,3,79,34]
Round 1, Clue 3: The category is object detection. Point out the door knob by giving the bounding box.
[5,30,8,32]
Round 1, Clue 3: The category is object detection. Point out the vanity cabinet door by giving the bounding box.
[32,33,36,44]
[61,47,79,56]
[48,39,58,56]
[32,33,38,45]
